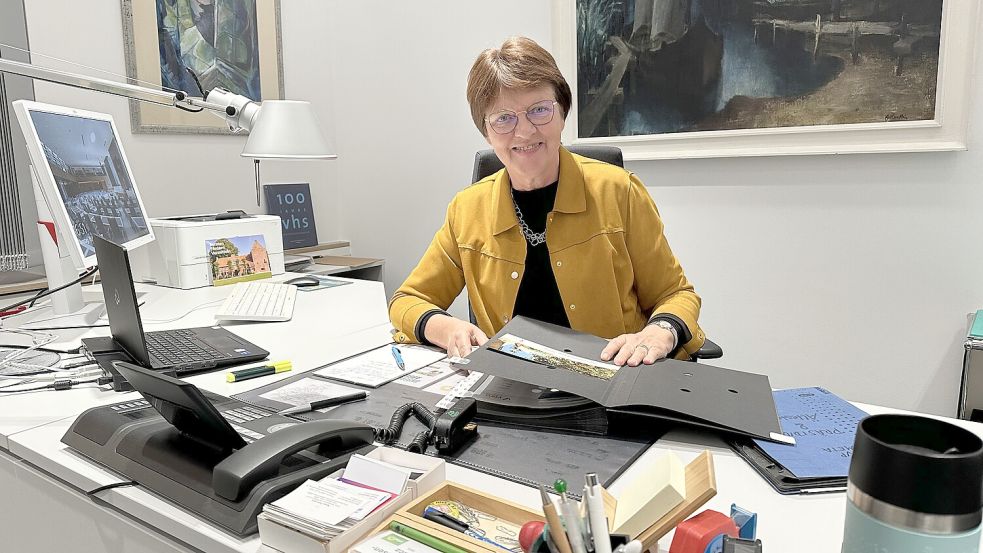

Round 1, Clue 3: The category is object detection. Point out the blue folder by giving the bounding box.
[753,387,868,479]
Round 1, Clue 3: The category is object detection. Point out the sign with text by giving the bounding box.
[264,183,318,249]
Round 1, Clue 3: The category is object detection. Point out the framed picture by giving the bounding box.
[121,0,285,134]
[552,0,977,160]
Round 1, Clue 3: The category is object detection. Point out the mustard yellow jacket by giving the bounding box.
[389,147,705,359]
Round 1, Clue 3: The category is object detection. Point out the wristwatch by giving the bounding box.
[651,319,678,350]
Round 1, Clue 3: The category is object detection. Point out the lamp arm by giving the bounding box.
[0,57,254,130]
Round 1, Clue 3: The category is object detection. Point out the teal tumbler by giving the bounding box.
[842,414,983,553]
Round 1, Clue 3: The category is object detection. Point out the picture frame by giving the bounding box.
[121,0,285,134]
[551,1,978,160]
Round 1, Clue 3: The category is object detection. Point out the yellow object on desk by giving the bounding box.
[226,360,292,382]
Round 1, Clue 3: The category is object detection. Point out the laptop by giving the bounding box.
[93,235,269,373]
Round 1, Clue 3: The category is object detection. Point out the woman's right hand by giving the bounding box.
[423,314,489,358]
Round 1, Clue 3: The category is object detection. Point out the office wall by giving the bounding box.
[19,2,982,416]
[327,2,983,416]
[21,0,341,240]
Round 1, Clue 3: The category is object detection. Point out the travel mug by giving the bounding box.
[843,414,983,553]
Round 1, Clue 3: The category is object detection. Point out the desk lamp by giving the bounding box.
[238,99,337,206]
[0,52,334,181]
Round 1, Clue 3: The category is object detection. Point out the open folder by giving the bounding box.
[455,316,792,444]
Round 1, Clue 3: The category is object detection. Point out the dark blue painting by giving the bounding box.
[156,0,262,100]
[577,0,943,137]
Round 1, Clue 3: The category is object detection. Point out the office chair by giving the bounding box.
[470,145,723,362]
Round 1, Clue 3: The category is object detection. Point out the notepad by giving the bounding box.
[610,452,686,538]
[314,345,446,388]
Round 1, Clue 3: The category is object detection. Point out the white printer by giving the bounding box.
[131,213,286,289]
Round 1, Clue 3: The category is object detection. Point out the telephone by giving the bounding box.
[62,361,375,536]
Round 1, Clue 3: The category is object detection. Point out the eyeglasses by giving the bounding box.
[484,100,558,134]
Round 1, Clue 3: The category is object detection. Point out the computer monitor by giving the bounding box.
[10,100,154,328]
[12,100,154,268]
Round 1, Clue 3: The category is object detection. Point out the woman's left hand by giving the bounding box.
[600,324,675,366]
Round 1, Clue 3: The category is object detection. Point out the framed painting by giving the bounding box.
[552,0,977,160]
[122,0,285,134]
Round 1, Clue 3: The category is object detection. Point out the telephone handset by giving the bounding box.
[213,419,373,500]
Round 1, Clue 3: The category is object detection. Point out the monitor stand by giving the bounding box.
[17,221,105,330]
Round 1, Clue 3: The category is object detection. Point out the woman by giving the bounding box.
[389,36,704,367]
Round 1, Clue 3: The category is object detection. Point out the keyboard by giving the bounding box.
[146,328,226,366]
[215,281,297,322]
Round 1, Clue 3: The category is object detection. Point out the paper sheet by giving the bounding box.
[424,372,467,395]
[393,360,457,388]
[259,377,364,407]
[315,344,446,387]
[270,479,374,526]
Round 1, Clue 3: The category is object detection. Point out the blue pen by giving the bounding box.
[391,346,406,370]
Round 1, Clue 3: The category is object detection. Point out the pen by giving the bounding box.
[390,521,468,553]
[557,489,588,553]
[225,360,291,383]
[278,391,368,415]
[423,507,512,551]
[391,346,406,370]
[584,473,612,553]
[541,485,574,553]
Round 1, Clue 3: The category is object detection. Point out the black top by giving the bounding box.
[511,182,570,328]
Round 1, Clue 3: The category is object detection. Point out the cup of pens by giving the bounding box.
[527,476,639,553]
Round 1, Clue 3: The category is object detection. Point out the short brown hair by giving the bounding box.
[466,36,572,136]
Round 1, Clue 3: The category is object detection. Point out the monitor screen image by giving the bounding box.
[25,107,152,262]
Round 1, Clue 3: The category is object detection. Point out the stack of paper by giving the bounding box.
[610,452,686,538]
[262,478,393,541]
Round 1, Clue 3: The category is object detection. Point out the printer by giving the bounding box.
[130,213,286,289]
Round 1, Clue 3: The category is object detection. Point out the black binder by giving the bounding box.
[456,316,791,444]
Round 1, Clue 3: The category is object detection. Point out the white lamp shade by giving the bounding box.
[240,100,337,160]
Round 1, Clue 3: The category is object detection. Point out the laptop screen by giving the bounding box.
[92,235,152,366]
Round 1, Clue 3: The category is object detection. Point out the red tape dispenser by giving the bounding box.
[669,504,759,553]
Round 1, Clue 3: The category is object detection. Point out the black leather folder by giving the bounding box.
[456,316,792,444]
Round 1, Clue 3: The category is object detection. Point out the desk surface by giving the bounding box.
[1,279,981,553]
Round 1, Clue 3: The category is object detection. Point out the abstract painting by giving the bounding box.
[552,0,974,158]
[122,0,284,134]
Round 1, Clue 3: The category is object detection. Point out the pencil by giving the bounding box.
[541,485,574,553]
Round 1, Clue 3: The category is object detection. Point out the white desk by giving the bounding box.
[0,280,981,553]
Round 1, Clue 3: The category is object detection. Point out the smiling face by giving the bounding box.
[484,85,565,191]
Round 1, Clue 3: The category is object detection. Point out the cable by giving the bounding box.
[0,265,98,315]
[374,402,439,453]
[0,376,102,394]
[86,481,137,495]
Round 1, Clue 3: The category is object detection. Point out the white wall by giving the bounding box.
[21,1,982,416]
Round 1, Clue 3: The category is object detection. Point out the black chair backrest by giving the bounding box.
[471,145,624,183]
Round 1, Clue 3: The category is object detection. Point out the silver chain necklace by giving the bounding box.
[510,189,547,247]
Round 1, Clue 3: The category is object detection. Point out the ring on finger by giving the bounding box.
[634,344,649,354]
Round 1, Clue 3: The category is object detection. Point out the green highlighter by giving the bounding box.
[389,521,469,553]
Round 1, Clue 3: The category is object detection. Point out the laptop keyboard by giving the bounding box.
[145,329,226,366]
